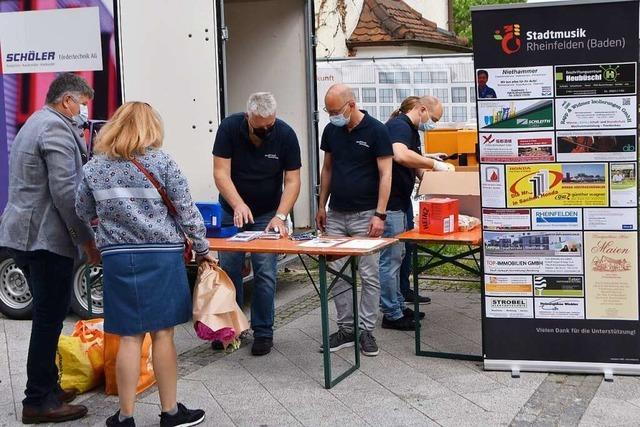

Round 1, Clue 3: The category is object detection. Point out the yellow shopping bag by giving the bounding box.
[55,319,105,394]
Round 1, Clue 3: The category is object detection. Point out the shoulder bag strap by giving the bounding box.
[130,158,194,262]
[130,158,179,217]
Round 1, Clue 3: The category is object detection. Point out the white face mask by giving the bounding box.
[79,104,89,122]
[71,100,89,128]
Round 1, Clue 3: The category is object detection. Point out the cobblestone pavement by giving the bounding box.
[0,265,637,426]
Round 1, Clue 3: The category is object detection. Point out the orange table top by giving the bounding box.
[397,227,482,245]
[208,235,397,257]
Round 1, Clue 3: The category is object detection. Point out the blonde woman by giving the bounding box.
[76,102,212,427]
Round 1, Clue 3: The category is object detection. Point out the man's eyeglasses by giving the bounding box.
[323,101,350,116]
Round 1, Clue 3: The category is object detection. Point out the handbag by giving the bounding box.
[130,158,193,263]
[192,260,249,346]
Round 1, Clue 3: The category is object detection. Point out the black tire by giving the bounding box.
[0,249,33,320]
[70,263,104,319]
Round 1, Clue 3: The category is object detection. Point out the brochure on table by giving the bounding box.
[472,0,640,374]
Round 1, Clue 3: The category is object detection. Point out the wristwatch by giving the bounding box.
[275,213,287,221]
[374,211,387,221]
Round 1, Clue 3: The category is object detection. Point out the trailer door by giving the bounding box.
[115,0,221,202]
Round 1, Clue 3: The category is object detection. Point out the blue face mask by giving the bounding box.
[419,119,437,132]
[418,110,437,132]
[328,103,352,127]
[330,114,349,127]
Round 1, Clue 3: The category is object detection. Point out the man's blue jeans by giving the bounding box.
[219,210,277,338]
[399,204,415,298]
[8,249,74,410]
[379,210,407,320]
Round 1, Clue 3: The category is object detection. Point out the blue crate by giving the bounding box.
[195,202,222,228]
[207,225,238,238]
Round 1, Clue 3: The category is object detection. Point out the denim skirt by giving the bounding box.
[101,245,191,336]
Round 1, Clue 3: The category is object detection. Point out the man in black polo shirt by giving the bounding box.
[380,95,452,331]
[213,92,301,356]
[315,84,393,357]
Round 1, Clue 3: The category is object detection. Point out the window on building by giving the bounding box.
[450,63,474,83]
[469,87,475,103]
[379,88,394,103]
[353,88,360,103]
[379,71,410,84]
[378,72,394,84]
[414,72,429,84]
[396,89,411,102]
[397,72,410,84]
[432,88,449,103]
[452,106,467,122]
[451,87,467,103]
[469,107,477,119]
[430,71,448,83]
[379,106,395,121]
[441,107,451,122]
[363,106,377,119]
[362,88,376,103]
[415,88,429,97]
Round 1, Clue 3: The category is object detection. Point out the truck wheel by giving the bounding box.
[71,263,104,319]
[0,251,33,320]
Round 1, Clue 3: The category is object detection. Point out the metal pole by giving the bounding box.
[304,0,320,225]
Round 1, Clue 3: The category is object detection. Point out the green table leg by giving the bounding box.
[318,255,361,389]
[413,245,421,354]
[351,257,360,369]
[318,256,332,389]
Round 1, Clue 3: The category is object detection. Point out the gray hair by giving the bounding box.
[45,73,94,105]
[246,92,277,117]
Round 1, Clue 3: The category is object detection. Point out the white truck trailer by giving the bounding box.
[0,0,320,319]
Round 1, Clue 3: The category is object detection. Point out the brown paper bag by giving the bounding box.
[192,260,249,346]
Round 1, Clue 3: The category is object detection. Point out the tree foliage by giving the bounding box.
[453,0,526,44]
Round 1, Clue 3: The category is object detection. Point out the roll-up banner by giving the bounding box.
[472,0,640,374]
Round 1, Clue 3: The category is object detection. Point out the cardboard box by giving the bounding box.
[418,166,481,219]
[424,129,478,166]
[419,198,459,235]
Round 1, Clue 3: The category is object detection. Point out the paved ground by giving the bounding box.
[0,264,638,426]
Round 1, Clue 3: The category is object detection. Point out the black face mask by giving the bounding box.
[252,126,274,140]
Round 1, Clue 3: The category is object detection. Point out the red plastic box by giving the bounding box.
[419,198,459,235]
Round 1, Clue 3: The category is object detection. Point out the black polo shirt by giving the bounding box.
[212,112,302,216]
[387,114,421,212]
[320,111,393,212]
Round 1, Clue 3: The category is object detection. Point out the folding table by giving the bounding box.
[208,236,396,388]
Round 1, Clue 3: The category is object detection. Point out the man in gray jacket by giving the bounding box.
[0,73,100,424]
